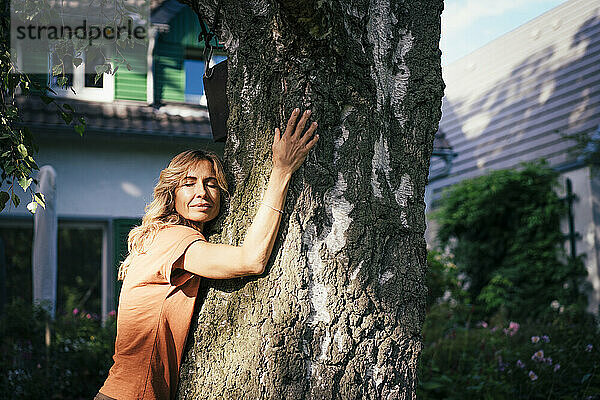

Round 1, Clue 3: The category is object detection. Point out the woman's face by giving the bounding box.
[174,159,221,229]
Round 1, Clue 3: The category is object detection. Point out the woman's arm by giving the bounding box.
[181,108,318,279]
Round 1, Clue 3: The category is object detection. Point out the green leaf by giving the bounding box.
[11,192,20,207]
[74,124,85,136]
[0,191,9,211]
[581,373,591,383]
[34,192,46,208]
[5,105,17,117]
[63,103,74,112]
[56,76,69,87]
[40,94,54,104]
[73,57,83,67]
[17,144,28,157]
[27,201,38,214]
[95,64,109,75]
[60,112,73,125]
[51,64,63,75]
[123,3,139,14]
[18,176,32,191]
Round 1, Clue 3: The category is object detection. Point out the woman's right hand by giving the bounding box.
[272,108,319,176]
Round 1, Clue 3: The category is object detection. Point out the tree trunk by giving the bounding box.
[176,1,443,398]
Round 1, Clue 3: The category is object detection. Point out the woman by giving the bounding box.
[95,108,318,400]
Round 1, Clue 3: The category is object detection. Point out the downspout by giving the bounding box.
[147,26,157,105]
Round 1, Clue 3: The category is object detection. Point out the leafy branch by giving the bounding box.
[0,0,86,214]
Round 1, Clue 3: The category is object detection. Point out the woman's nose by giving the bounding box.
[195,184,208,198]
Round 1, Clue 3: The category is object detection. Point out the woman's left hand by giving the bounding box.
[272,108,319,176]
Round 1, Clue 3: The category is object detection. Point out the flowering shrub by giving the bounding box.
[418,297,600,399]
[0,299,116,399]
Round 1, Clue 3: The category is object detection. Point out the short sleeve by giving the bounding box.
[157,226,205,286]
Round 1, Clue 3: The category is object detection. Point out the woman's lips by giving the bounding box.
[191,204,211,210]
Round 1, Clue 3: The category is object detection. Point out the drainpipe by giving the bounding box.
[146,25,157,105]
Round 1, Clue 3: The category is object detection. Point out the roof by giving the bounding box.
[430,0,600,193]
[12,1,215,142]
[16,95,213,141]
[151,0,188,27]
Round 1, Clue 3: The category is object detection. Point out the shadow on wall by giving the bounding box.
[436,12,600,184]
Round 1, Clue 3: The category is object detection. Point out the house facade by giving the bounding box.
[0,0,224,320]
[426,0,600,314]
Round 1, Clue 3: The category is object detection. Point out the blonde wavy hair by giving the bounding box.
[118,149,229,281]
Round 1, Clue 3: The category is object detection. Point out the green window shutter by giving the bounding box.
[115,71,147,101]
[154,45,185,103]
[115,48,147,101]
[112,218,141,308]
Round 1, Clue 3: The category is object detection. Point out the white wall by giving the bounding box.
[559,167,600,315]
[2,136,224,219]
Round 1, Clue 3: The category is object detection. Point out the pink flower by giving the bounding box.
[528,370,538,381]
[531,350,545,361]
[554,364,560,372]
[504,321,520,336]
[478,321,488,328]
[545,357,553,365]
[86,313,91,319]
[585,344,593,352]
[531,336,540,344]
[72,308,79,315]
[108,310,116,317]
[516,360,525,369]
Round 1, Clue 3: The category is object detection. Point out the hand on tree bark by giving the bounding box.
[272,108,319,176]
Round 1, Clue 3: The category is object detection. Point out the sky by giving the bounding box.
[440,0,569,65]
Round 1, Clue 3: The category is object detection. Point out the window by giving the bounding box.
[183,47,226,106]
[56,225,103,317]
[0,221,104,318]
[0,224,33,307]
[183,58,205,104]
[48,47,114,102]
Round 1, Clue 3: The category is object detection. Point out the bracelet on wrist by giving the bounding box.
[263,202,284,214]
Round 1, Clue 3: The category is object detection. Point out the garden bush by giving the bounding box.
[423,162,599,398]
[431,161,589,320]
[419,252,600,399]
[0,299,116,400]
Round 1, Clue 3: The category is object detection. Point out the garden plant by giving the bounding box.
[419,162,599,399]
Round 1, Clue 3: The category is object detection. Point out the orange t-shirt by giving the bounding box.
[99,225,205,400]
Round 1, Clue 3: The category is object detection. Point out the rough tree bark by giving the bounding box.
[176,0,443,398]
